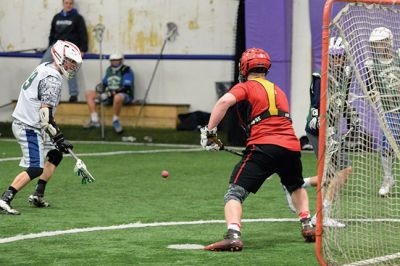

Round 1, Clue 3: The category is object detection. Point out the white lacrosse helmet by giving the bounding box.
[51,40,82,79]
[109,52,124,61]
[328,37,345,56]
[369,27,393,47]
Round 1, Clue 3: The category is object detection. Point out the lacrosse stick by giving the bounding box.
[67,148,95,184]
[135,22,178,127]
[93,23,106,139]
[221,145,244,157]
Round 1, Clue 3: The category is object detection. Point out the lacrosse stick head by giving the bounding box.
[74,159,95,184]
[166,22,178,42]
[93,24,105,43]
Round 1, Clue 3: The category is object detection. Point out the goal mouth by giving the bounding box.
[317,1,400,265]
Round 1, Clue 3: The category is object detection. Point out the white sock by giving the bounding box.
[323,199,332,217]
[227,223,241,232]
[91,112,99,122]
[302,177,312,188]
[381,155,394,181]
[113,115,119,122]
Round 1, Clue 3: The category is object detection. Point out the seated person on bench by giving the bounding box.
[84,52,134,133]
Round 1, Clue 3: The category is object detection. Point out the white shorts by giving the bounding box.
[12,120,55,168]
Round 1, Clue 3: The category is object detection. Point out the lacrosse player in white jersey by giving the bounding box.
[0,40,82,215]
[366,27,400,196]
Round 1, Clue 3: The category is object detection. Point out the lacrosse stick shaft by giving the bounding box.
[93,24,106,139]
[222,146,243,157]
[99,38,105,139]
[135,23,178,127]
[135,39,168,127]
[67,148,79,161]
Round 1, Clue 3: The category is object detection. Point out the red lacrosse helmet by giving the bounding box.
[239,48,271,79]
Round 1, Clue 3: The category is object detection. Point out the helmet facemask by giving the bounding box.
[370,39,393,63]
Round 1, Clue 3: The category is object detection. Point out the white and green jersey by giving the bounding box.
[12,62,63,128]
[365,53,400,114]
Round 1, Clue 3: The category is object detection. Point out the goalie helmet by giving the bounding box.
[369,27,393,62]
[239,48,271,81]
[369,27,393,47]
[51,40,82,80]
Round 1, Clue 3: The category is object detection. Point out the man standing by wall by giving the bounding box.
[41,0,88,102]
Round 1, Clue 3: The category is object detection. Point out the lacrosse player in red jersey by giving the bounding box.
[200,48,315,251]
[0,40,82,215]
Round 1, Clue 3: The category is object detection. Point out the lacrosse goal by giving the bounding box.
[317,1,400,265]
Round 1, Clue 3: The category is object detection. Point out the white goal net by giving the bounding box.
[319,2,400,265]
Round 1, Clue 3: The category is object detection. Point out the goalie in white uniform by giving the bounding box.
[0,40,82,215]
[366,27,400,196]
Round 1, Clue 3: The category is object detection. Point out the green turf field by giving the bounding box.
[0,139,319,265]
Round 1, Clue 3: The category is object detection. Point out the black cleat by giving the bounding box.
[204,229,243,252]
[28,195,50,208]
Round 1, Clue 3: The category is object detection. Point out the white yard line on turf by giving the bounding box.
[1,217,400,245]
[0,148,204,162]
[0,138,243,150]
[0,218,297,244]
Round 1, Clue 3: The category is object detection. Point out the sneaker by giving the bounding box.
[300,218,316,242]
[113,120,123,134]
[83,120,101,129]
[28,195,50,208]
[282,185,296,213]
[379,177,395,197]
[311,214,346,228]
[0,199,20,215]
[204,229,243,252]
[69,95,78,102]
[323,217,346,228]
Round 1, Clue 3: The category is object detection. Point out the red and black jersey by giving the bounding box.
[229,79,300,151]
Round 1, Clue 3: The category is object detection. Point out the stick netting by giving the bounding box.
[322,3,400,265]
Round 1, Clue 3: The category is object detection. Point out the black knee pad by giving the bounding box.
[47,149,63,166]
[26,167,43,180]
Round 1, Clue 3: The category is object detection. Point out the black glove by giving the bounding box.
[95,83,105,93]
[52,133,73,154]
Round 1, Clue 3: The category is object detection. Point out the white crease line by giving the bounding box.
[0,148,204,162]
[0,218,297,244]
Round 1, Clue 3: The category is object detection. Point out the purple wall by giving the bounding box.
[245,0,293,102]
[309,0,346,72]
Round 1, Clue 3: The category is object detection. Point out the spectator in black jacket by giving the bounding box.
[41,0,88,102]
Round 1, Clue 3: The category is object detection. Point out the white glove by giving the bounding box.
[308,108,320,131]
[309,117,320,131]
[100,91,111,101]
[200,126,222,151]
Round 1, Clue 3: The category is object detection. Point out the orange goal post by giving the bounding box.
[317,0,400,265]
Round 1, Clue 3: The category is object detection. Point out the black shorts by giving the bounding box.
[229,144,305,194]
